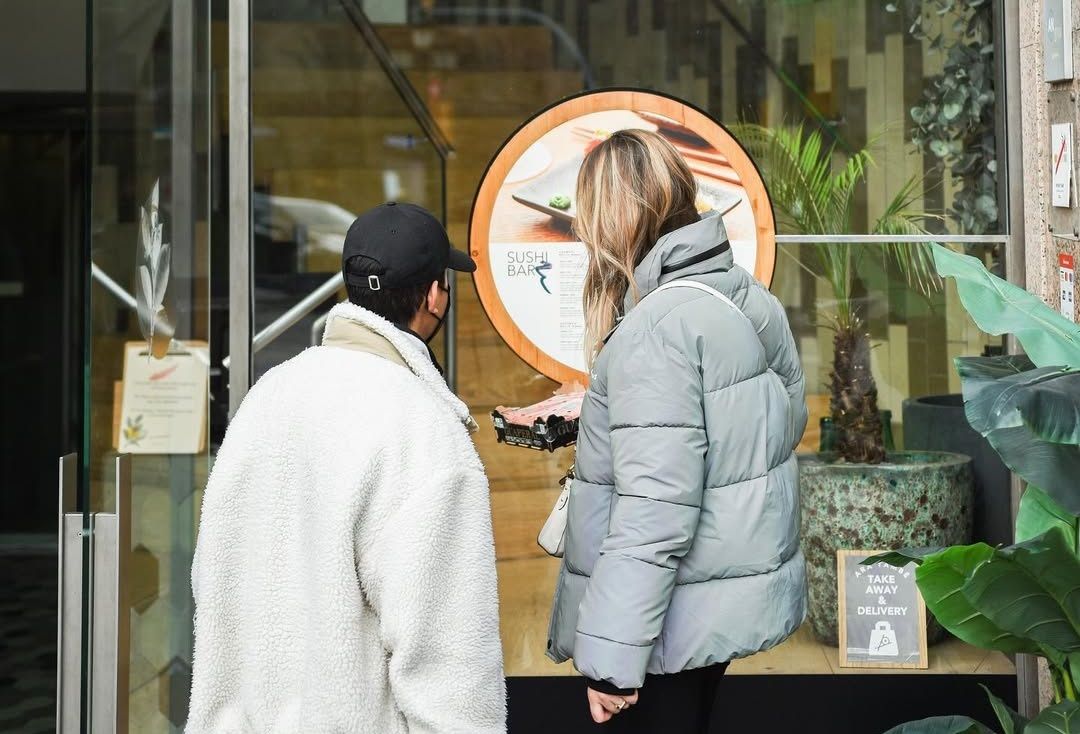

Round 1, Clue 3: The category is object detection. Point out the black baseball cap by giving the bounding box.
[342,202,475,291]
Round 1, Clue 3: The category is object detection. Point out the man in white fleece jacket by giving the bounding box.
[187,202,505,734]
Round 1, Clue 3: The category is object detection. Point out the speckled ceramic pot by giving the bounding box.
[799,451,974,646]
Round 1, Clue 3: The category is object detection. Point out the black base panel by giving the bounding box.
[507,674,1017,734]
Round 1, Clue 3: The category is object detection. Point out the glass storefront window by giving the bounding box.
[233,0,1013,683]
[405,0,1002,238]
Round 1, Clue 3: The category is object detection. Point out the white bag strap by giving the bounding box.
[649,279,752,327]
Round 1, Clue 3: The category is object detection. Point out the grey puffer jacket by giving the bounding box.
[546,212,808,690]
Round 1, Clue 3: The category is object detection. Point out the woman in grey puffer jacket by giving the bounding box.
[547,129,808,731]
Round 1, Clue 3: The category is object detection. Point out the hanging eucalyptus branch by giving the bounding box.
[887,0,998,235]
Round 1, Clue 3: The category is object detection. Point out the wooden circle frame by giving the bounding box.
[469,89,777,386]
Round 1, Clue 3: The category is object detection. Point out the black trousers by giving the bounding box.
[590,663,729,734]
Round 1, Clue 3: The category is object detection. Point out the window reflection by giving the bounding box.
[235,0,1010,679]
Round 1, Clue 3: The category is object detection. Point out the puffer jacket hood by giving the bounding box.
[628,211,733,305]
[547,213,808,690]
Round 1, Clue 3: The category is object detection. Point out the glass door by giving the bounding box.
[72,2,451,729]
[78,0,211,730]
[73,1,449,731]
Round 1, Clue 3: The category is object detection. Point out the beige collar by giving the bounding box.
[323,315,409,369]
[321,302,478,432]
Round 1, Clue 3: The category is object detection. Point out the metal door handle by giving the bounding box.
[57,454,80,733]
[57,454,132,734]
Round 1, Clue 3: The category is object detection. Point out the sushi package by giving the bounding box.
[491,390,585,452]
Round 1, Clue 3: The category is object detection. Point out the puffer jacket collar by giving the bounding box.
[624,210,733,311]
[322,301,478,432]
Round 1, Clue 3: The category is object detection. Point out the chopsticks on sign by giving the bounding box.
[571,128,739,184]
[633,111,713,148]
[571,127,729,166]
[686,163,741,186]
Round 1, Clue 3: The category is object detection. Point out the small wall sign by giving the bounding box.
[1046,0,1074,82]
[837,550,928,669]
[1060,253,1076,322]
[116,341,209,454]
[1053,123,1074,208]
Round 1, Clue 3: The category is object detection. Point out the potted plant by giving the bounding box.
[874,243,1080,733]
[735,123,975,645]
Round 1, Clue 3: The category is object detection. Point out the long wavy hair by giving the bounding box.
[576,129,699,361]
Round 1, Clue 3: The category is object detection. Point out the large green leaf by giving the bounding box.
[980,685,1028,734]
[955,356,1039,433]
[963,530,1080,655]
[1016,487,1079,552]
[956,360,1080,443]
[915,544,1037,654]
[881,716,995,734]
[983,426,1080,516]
[1025,701,1080,734]
[956,357,1080,515]
[932,244,1080,368]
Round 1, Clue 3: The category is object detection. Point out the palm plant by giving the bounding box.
[734,123,940,464]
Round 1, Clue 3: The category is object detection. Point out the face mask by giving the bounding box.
[426,281,451,344]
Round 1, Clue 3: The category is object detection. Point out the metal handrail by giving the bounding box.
[416,6,595,90]
[222,271,344,370]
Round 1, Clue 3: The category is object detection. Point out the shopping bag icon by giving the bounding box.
[869,621,899,656]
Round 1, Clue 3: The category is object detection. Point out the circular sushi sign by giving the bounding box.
[469,89,776,386]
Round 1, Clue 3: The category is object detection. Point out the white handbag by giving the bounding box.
[537,478,572,557]
[535,279,749,558]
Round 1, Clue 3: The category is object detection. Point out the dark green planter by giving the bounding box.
[799,451,974,647]
[902,395,1012,547]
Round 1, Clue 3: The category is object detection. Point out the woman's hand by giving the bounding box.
[586,687,639,723]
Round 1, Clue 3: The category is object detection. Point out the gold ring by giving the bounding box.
[615,700,626,711]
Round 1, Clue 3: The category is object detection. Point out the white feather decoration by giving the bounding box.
[135,180,171,358]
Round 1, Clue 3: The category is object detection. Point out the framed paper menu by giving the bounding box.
[117,341,209,454]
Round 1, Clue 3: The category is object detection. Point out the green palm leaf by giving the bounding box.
[733,122,939,309]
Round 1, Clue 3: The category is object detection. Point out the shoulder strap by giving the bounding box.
[649,279,752,326]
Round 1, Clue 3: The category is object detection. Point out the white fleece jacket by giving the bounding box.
[187,302,506,734]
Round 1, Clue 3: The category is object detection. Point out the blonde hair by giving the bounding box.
[575,129,699,361]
